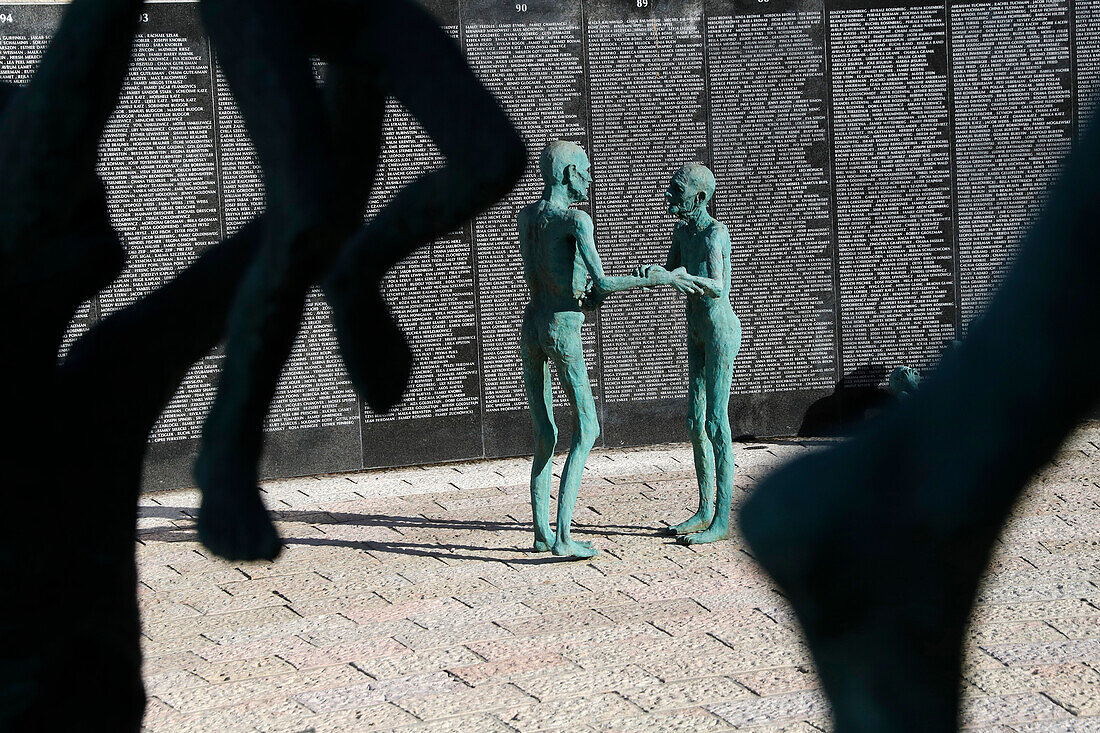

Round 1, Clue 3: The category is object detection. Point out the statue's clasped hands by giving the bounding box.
[632,264,705,296]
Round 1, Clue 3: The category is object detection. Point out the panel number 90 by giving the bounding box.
[515,3,527,10]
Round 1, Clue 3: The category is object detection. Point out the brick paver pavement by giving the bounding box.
[137,423,1100,732]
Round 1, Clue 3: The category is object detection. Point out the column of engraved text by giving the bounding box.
[830,4,955,384]
[951,0,1071,331]
[587,7,707,404]
[465,12,593,414]
[707,3,836,394]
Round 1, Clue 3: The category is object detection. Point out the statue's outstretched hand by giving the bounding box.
[669,267,704,296]
[636,264,669,286]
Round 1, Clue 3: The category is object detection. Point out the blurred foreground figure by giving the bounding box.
[0,0,149,722]
[194,0,524,562]
[740,110,1100,729]
[0,0,244,726]
[0,1,400,725]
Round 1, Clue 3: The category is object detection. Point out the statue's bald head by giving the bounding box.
[672,163,716,202]
[540,140,588,186]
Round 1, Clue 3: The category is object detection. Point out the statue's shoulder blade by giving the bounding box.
[706,219,731,244]
[518,201,540,225]
[565,207,593,229]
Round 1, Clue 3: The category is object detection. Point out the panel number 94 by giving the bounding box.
[0,13,14,24]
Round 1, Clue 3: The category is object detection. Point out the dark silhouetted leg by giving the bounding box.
[11,221,263,733]
[0,0,143,377]
[0,3,168,728]
[63,221,264,440]
[740,108,1100,731]
[322,0,525,412]
[194,0,354,561]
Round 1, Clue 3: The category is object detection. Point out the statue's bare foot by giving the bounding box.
[551,538,598,559]
[195,455,282,562]
[677,522,729,545]
[328,277,412,413]
[667,509,714,536]
[738,430,986,730]
[534,537,591,552]
[533,523,555,552]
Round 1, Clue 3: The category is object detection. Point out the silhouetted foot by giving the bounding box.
[327,277,411,414]
[677,523,729,545]
[552,538,598,559]
[195,454,282,562]
[667,508,714,535]
[738,430,987,731]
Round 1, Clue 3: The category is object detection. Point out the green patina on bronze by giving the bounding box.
[638,163,742,545]
[518,142,702,559]
[518,146,740,556]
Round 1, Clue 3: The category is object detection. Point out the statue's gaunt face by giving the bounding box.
[665,176,701,220]
[568,154,592,202]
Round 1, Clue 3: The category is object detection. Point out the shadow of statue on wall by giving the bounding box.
[797,364,893,436]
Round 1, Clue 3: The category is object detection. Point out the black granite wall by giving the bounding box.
[0,0,1089,487]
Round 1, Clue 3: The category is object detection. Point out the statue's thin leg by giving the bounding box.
[738,110,1100,729]
[670,336,715,535]
[680,334,736,546]
[548,329,599,559]
[321,0,524,413]
[522,333,557,552]
[195,0,355,562]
